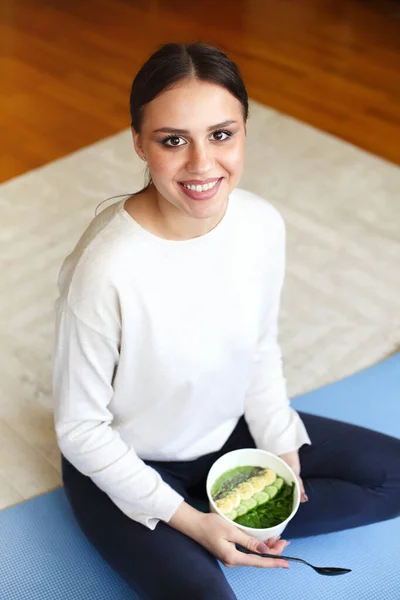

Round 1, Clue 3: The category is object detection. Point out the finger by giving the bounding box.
[266,535,280,547]
[231,529,270,554]
[297,476,309,503]
[264,539,290,555]
[233,550,289,569]
[299,485,309,503]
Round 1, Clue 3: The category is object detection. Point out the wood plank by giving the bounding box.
[0,419,61,500]
[1,0,399,177]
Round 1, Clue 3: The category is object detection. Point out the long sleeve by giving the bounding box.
[52,303,184,529]
[244,219,311,456]
[52,188,310,510]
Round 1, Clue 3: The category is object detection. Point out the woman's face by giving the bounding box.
[132,79,247,224]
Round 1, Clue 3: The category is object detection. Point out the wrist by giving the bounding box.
[168,500,207,542]
[279,450,300,474]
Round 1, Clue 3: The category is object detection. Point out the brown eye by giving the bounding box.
[163,135,185,147]
[211,130,232,142]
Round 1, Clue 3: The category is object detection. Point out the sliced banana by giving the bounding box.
[248,475,266,493]
[213,467,280,518]
[235,481,254,500]
[224,491,241,509]
[260,469,276,486]
[215,497,233,515]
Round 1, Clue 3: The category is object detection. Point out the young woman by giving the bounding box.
[53,42,400,600]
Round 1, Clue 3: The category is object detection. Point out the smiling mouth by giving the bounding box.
[179,178,222,191]
[178,177,223,200]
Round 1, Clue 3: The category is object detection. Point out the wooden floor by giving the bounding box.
[1,0,400,183]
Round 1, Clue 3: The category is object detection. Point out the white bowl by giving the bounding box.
[206,448,300,541]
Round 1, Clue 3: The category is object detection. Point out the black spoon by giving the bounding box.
[235,544,351,576]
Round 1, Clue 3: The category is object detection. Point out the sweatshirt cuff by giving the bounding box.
[147,484,185,530]
[115,482,185,531]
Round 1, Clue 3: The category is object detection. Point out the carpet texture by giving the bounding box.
[0,99,399,508]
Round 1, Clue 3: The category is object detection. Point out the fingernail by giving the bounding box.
[257,542,269,553]
[304,494,309,502]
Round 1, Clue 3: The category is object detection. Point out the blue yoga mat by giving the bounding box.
[1,354,399,600]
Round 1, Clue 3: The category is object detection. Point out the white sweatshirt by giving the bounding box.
[52,187,311,529]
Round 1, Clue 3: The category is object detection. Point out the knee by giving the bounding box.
[381,490,400,521]
[374,438,400,518]
[375,477,400,521]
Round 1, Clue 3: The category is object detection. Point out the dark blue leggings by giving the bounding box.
[61,412,400,600]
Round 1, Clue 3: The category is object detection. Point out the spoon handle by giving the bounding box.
[259,552,308,565]
[235,544,307,566]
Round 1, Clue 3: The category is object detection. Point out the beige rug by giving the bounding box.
[1,99,399,510]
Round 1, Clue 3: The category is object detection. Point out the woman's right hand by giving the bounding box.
[169,502,290,569]
[194,512,290,569]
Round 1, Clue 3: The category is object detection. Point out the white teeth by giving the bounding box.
[182,179,219,192]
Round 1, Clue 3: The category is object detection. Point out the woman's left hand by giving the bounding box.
[279,450,308,503]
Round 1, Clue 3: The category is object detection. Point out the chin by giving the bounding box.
[190,197,227,219]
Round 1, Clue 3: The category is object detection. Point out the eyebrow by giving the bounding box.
[152,120,238,134]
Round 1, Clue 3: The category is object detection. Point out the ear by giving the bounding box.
[131,127,145,160]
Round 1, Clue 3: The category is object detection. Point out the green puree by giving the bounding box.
[211,466,261,500]
[212,466,295,529]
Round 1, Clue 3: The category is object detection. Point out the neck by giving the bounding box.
[152,188,228,241]
[124,186,228,241]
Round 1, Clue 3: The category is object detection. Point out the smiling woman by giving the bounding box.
[124,42,248,240]
[53,41,400,600]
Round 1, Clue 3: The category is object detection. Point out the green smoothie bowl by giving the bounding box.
[206,448,300,541]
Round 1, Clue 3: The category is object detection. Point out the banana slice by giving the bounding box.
[235,481,254,500]
[260,469,276,487]
[224,491,241,509]
[248,476,266,493]
[215,497,233,515]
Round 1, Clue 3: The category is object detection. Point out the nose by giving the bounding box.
[186,143,215,175]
